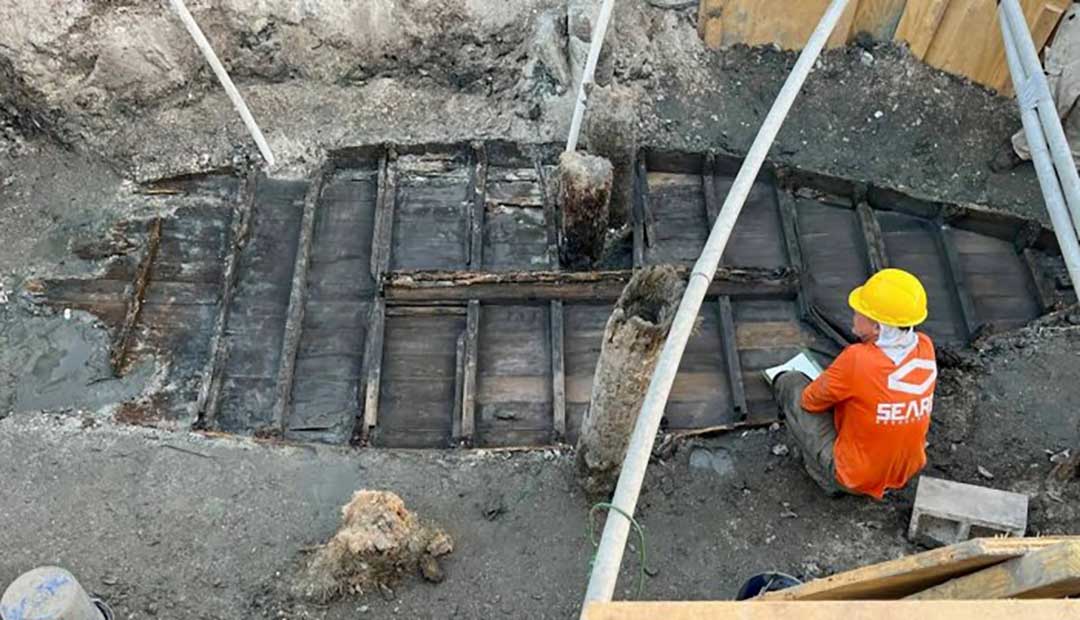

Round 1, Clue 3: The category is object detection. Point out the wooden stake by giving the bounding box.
[461,300,481,443]
[360,299,386,437]
[551,299,567,440]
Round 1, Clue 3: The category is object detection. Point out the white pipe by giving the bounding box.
[565,0,617,153]
[999,4,1080,298]
[1001,0,1080,237]
[579,0,853,611]
[168,0,277,167]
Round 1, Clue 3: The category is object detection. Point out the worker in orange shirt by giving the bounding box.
[772,269,936,499]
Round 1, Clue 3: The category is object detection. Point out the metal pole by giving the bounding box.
[579,0,853,611]
[168,0,277,167]
[999,4,1080,297]
[1001,0,1080,234]
[566,0,617,153]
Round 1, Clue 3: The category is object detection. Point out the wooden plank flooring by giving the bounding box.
[28,145,1063,447]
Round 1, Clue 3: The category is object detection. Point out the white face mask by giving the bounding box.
[875,323,918,365]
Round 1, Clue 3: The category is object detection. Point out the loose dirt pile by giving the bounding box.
[293,490,453,603]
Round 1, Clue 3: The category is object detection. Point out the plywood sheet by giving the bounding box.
[698,0,858,51]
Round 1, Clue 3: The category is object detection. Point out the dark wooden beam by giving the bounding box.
[632,153,646,268]
[384,266,799,303]
[550,299,567,440]
[110,217,163,375]
[703,153,721,227]
[716,296,747,420]
[934,220,980,341]
[536,156,560,268]
[637,157,655,260]
[855,202,889,273]
[272,165,330,434]
[776,187,851,350]
[360,298,386,439]
[461,299,481,443]
[452,329,466,441]
[1022,248,1058,314]
[370,152,397,280]
[196,172,257,427]
[469,142,488,269]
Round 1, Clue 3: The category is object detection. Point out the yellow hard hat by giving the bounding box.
[847,268,928,327]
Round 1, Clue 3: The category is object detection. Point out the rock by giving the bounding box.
[689,447,735,477]
[1050,449,1072,464]
[645,0,697,7]
[977,465,995,480]
[482,493,507,521]
[771,444,790,457]
[418,555,445,584]
[379,583,395,601]
[531,9,571,93]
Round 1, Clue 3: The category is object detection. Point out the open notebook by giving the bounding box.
[762,351,824,386]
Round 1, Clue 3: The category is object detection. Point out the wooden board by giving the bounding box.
[698,0,858,51]
[908,540,1080,600]
[287,167,379,442]
[390,153,471,271]
[795,199,870,326]
[759,537,1080,601]
[852,0,908,40]
[583,600,1080,620]
[216,178,307,434]
[483,165,554,272]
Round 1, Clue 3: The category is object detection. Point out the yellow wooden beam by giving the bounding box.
[583,600,1080,620]
[760,537,1080,601]
[907,541,1080,600]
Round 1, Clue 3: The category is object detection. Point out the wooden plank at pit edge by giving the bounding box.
[469,142,487,270]
[582,599,1080,620]
[370,152,396,280]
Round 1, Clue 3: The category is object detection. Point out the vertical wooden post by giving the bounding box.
[469,143,488,270]
[637,157,655,263]
[360,299,386,439]
[460,300,481,443]
[370,152,396,280]
[272,165,330,435]
[716,296,748,420]
[776,187,811,319]
[550,299,567,440]
[632,153,646,269]
[703,153,722,227]
[197,172,257,428]
[537,156,561,269]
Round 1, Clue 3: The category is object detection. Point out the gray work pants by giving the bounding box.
[773,373,846,497]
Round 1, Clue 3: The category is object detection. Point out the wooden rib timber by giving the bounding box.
[468,142,487,269]
[460,299,481,443]
[109,217,163,375]
[196,172,257,427]
[550,299,567,440]
[716,296,747,419]
[855,201,889,273]
[270,165,330,435]
[384,267,798,302]
[935,219,980,341]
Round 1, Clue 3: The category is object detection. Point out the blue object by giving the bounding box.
[735,571,802,600]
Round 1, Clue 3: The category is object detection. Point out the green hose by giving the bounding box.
[587,502,651,598]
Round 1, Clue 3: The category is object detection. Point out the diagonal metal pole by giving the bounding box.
[168,0,277,167]
[999,2,1080,298]
[580,0,853,612]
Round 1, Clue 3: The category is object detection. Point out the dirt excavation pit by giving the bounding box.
[1,0,1079,618]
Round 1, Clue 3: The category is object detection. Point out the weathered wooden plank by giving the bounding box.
[761,537,1080,601]
[271,165,330,435]
[370,153,395,280]
[702,153,721,227]
[583,600,1080,620]
[776,188,810,318]
[110,217,163,375]
[469,143,487,269]
[716,296,747,419]
[907,541,1080,600]
[461,299,480,442]
[856,202,889,273]
[894,0,949,59]
[1023,248,1057,313]
[935,222,980,342]
[550,299,567,440]
[638,158,656,256]
[384,267,798,302]
[196,173,256,427]
[632,154,646,268]
[853,0,907,40]
[360,298,386,437]
[452,330,465,441]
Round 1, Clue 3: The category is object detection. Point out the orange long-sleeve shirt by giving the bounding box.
[801,333,936,499]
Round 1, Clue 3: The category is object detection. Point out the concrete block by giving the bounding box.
[908,476,1028,548]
